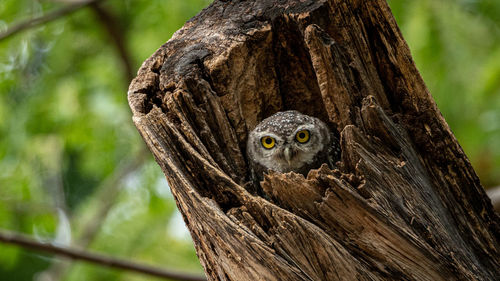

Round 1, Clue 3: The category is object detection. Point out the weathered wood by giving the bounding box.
[128,0,500,280]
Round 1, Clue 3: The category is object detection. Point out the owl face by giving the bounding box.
[247,111,331,173]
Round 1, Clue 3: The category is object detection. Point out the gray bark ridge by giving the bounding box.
[128,0,500,280]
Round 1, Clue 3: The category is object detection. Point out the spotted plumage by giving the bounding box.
[247,110,341,182]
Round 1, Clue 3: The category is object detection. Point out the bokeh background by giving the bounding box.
[0,0,498,280]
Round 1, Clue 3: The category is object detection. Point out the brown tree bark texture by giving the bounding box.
[128,0,500,280]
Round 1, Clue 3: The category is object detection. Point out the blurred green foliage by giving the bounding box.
[0,0,210,280]
[0,0,498,280]
[389,0,500,187]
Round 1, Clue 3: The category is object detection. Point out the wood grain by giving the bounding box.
[128,0,500,280]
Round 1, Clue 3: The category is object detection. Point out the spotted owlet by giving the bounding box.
[247,110,341,181]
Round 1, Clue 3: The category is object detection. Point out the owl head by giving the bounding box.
[247,110,332,173]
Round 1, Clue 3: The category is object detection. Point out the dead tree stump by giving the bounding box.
[128,0,500,280]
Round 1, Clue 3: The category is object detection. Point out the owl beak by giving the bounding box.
[284,147,293,165]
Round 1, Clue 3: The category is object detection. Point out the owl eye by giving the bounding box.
[295,130,310,143]
[260,136,276,149]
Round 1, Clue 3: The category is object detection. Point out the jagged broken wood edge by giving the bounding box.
[128,0,500,280]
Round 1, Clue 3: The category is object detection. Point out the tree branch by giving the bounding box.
[89,2,135,82]
[0,0,103,41]
[0,230,206,281]
[40,149,150,281]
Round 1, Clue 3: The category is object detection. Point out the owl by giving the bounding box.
[247,110,341,182]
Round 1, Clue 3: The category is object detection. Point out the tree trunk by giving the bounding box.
[127,0,500,280]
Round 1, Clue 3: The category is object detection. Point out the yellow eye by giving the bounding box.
[295,130,310,143]
[261,136,276,149]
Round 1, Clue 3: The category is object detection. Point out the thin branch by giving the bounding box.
[42,149,150,281]
[0,0,103,41]
[89,2,135,82]
[79,149,150,248]
[0,230,206,281]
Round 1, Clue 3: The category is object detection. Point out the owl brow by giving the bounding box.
[293,124,315,134]
[256,132,282,141]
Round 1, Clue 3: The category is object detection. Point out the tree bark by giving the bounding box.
[127,0,500,280]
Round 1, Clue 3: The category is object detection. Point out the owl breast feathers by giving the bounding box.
[247,110,340,181]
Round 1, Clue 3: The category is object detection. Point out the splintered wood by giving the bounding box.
[128,0,500,280]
